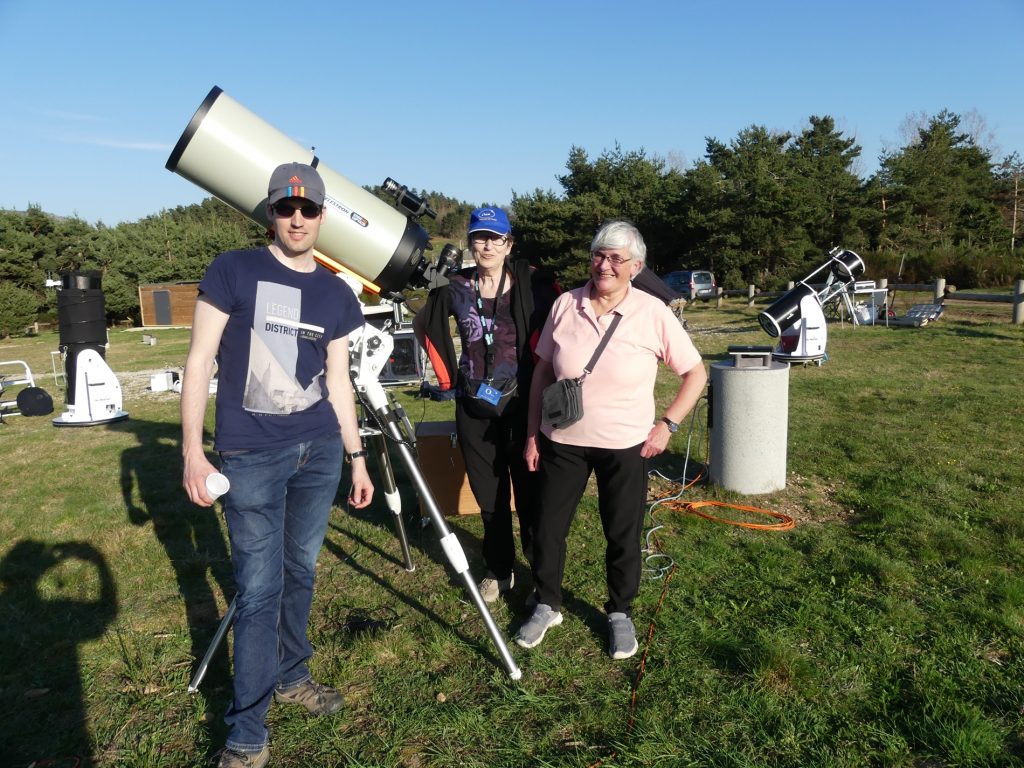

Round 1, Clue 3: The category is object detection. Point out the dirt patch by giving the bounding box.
[648,471,854,528]
[118,369,185,401]
[765,473,854,525]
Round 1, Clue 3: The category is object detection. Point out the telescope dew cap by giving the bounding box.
[468,207,511,236]
[268,162,325,206]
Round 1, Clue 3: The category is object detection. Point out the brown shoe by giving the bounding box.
[274,679,345,715]
[217,745,269,768]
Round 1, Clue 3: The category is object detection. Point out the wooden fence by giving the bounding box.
[694,278,1024,325]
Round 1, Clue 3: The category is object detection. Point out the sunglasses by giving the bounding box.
[272,201,322,219]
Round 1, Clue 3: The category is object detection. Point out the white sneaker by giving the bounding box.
[478,572,514,603]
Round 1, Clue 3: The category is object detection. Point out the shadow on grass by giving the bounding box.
[323,517,514,673]
[559,586,611,645]
[323,438,541,672]
[339,484,428,574]
[944,324,1020,340]
[0,539,117,767]
[109,418,235,738]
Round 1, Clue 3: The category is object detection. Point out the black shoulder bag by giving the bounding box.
[541,314,622,429]
[460,268,519,419]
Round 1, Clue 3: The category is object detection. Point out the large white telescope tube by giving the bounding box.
[166,86,431,295]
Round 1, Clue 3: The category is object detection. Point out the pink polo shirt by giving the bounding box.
[536,281,703,449]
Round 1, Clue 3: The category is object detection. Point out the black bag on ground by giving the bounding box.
[16,386,54,416]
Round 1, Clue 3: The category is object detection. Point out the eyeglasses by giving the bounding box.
[272,201,322,219]
[470,232,509,246]
[591,252,632,266]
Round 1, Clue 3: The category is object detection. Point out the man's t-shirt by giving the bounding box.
[199,247,364,451]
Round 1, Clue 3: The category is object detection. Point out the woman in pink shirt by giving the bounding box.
[515,220,707,659]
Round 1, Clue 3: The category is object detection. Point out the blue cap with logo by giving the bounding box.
[468,207,511,236]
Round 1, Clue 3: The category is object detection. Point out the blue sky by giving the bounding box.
[2,0,1021,226]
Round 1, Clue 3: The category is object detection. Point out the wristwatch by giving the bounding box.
[345,450,368,463]
[660,416,679,433]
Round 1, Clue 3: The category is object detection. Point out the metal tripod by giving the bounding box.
[345,320,520,679]
[187,320,521,693]
[352,345,522,680]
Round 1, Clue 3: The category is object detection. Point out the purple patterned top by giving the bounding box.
[447,269,518,383]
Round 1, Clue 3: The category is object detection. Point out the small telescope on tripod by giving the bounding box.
[757,247,865,364]
[167,86,519,681]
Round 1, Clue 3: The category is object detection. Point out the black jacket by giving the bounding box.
[420,258,559,396]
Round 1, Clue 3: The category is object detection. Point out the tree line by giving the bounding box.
[1,109,1020,335]
[511,111,1021,288]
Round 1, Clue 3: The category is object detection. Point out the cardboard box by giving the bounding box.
[414,420,479,516]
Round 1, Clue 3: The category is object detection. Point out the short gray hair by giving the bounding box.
[590,219,647,266]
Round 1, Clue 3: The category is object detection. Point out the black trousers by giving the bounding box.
[455,397,535,579]
[532,434,649,616]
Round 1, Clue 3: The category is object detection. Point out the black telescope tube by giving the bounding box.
[758,283,816,338]
[57,271,108,405]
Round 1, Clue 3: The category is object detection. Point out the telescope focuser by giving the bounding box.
[382,177,437,220]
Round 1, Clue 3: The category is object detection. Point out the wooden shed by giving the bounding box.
[138,281,200,327]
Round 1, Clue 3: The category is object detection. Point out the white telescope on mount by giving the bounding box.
[167,87,521,681]
[165,86,455,298]
[757,248,865,364]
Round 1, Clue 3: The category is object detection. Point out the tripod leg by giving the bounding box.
[361,386,522,680]
[188,596,237,693]
[366,429,415,571]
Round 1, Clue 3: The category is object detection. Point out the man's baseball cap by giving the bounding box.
[268,162,325,206]
[468,207,511,236]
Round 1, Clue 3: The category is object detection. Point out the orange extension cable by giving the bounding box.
[650,465,796,532]
[663,497,795,531]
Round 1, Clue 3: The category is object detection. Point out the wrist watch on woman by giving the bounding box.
[660,416,679,433]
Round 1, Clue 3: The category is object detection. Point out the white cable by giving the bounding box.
[641,396,708,579]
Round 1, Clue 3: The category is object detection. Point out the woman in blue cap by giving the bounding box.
[414,207,558,602]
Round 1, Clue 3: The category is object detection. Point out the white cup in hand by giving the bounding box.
[205,472,231,500]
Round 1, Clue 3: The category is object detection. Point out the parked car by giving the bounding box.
[663,270,717,300]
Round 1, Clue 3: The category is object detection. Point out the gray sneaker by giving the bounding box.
[515,603,563,648]
[478,572,514,603]
[274,678,345,715]
[608,612,638,660]
[218,745,269,768]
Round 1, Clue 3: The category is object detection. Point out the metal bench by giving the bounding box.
[888,303,944,327]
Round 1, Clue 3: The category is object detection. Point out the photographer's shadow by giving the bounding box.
[114,418,234,693]
[0,539,117,766]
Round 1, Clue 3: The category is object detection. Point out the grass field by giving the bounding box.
[0,294,1022,767]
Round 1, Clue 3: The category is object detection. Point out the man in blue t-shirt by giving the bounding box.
[181,162,373,768]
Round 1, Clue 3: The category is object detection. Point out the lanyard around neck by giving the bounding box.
[472,267,507,378]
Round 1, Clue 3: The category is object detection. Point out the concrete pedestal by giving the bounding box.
[709,359,789,494]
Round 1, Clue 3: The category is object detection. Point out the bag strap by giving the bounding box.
[581,314,622,379]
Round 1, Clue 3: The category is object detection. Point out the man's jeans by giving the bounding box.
[219,434,343,753]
